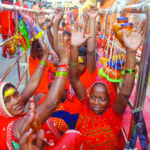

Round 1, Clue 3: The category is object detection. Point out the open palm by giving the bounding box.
[71,24,91,47]
[123,21,145,52]
[87,6,99,19]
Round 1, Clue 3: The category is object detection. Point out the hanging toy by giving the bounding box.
[6,40,16,56]
[20,12,44,42]
[14,31,28,51]
[17,15,30,50]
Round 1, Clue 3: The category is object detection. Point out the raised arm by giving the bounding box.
[69,24,91,99]
[114,21,145,114]
[21,39,49,105]
[53,9,64,58]
[46,18,54,50]
[84,6,99,73]
[36,31,69,124]
[30,40,38,59]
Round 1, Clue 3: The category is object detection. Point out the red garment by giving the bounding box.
[39,96,69,133]
[29,55,56,95]
[76,79,123,149]
[46,130,83,150]
[0,1,15,38]
[0,82,26,149]
[0,82,82,150]
[14,1,28,8]
[64,68,98,114]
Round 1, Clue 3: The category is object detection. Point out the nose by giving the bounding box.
[12,96,21,105]
[94,98,100,104]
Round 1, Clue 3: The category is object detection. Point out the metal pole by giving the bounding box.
[134,6,150,109]
[128,4,150,149]
[0,3,54,14]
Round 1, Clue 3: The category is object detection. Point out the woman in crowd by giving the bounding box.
[69,17,145,149]
[0,32,83,149]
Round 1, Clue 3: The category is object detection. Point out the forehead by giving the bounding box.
[78,56,86,63]
[3,87,17,99]
[37,48,43,52]
[91,84,107,95]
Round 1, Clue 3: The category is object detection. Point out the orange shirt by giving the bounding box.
[29,55,56,95]
[64,68,98,114]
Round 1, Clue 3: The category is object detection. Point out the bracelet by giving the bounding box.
[58,64,69,69]
[125,69,136,74]
[55,71,68,77]
[57,67,69,72]
[55,76,67,79]
[39,60,47,67]
[70,62,78,66]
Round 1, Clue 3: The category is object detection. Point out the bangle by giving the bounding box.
[39,60,47,67]
[125,69,136,74]
[70,62,78,66]
[55,71,68,77]
[58,64,69,69]
[55,76,67,79]
[57,67,69,72]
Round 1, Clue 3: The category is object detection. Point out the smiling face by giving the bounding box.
[3,86,24,116]
[89,83,109,115]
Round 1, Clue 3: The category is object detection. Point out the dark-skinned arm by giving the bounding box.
[47,18,54,50]
[53,9,64,58]
[21,39,49,105]
[69,45,86,99]
[36,31,69,124]
[30,40,38,59]
[69,25,91,100]
[84,6,99,73]
[114,21,145,114]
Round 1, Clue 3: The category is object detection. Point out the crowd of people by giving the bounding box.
[0,0,147,149]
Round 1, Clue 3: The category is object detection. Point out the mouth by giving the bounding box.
[15,103,24,112]
[92,107,101,111]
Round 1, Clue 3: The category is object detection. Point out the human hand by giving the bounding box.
[19,98,44,150]
[83,5,99,20]
[122,21,145,53]
[71,23,91,47]
[57,31,69,64]
[46,16,54,30]
[38,38,49,59]
[37,13,47,28]
[53,9,64,25]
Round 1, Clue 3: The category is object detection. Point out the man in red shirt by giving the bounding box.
[29,40,56,102]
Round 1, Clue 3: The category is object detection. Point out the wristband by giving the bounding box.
[55,71,68,77]
[125,69,136,74]
[39,60,47,67]
[70,62,78,66]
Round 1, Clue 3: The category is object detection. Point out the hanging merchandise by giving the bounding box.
[19,12,44,42]
[17,15,30,50]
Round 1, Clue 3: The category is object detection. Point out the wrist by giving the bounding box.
[126,51,136,56]
[72,45,80,48]
[60,59,69,64]
[42,55,49,61]
[126,49,137,55]
[89,17,96,21]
